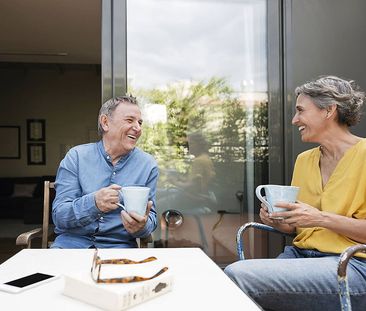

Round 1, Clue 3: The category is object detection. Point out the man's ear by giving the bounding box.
[100,114,109,132]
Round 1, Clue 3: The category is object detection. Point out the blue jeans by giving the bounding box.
[224,246,366,311]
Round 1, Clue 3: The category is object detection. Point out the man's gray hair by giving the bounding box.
[295,76,365,127]
[97,95,139,136]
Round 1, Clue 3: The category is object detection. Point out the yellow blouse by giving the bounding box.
[291,139,366,258]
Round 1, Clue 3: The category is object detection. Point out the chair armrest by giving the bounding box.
[16,228,43,249]
[337,244,366,311]
[236,222,295,260]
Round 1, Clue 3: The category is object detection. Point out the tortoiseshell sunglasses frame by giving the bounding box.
[90,248,168,283]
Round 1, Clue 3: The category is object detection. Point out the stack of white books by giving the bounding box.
[63,257,173,311]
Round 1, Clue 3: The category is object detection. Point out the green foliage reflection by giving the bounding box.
[131,77,268,175]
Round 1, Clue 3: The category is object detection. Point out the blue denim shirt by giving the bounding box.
[51,140,158,248]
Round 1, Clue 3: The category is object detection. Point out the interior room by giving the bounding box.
[0,0,101,261]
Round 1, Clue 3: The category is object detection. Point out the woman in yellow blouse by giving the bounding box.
[225,76,366,311]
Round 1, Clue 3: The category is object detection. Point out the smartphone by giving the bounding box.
[0,272,59,294]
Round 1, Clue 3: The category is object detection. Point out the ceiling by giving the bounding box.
[0,0,101,64]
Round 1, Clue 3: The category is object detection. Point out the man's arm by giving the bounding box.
[52,150,101,230]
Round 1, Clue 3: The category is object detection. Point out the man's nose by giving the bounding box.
[132,122,141,131]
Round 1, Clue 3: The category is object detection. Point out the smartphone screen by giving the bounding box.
[5,273,54,288]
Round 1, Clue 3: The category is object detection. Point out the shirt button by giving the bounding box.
[107,156,110,159]
[100,217,104,220]
[113,172,116,175]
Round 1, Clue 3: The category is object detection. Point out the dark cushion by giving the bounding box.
[0,197,24,218]
[0,180,14,197]
[23,197,47,224]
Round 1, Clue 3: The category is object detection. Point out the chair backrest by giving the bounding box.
[42,181,55,248]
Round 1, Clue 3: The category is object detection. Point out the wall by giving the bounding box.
[285,0,366,182]
[0,63,101,177]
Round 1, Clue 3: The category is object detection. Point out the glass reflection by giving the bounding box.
[127,0,268,265]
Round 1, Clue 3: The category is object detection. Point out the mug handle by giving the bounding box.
[255,185,271,211]
[116,202,125,211]
[117,190,125,211]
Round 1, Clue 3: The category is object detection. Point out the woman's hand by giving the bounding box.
[272,201,366,244]
[259,203,295,234]
[272,201,323,227]
[259,203,275,226]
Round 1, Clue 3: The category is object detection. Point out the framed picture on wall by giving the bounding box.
[27,143,46,165]
[0,126,21,159]
[27,119,45,141]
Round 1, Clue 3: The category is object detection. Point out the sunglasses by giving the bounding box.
[90,249,168,283]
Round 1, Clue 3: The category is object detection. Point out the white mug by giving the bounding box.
[255,185,299,219]
[119,186,150,216]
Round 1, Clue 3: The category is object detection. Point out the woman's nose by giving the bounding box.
[292,113,298,125]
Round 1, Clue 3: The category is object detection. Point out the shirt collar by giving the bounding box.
[97,140,136,164]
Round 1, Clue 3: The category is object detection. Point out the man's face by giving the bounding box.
[102,103,142,155]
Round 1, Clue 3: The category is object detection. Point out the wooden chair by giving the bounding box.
[16,181,55,248]
[236,222,366,311]
[16,181,152,249]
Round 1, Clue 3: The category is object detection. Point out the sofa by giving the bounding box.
[0,176,55,224]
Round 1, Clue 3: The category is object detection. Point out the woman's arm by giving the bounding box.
[274,201,366,243]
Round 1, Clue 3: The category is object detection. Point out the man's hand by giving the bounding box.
[121,201,153,234]
[95,184,121,213]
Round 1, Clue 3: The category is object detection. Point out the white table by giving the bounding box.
[0,248,261,310]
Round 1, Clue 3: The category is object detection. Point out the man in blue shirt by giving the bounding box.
[51,95,159,248]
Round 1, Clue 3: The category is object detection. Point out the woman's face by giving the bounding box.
[292,94,328,143]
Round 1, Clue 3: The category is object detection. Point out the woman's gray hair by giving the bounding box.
[295,76,365,126]
[97,95,138,136]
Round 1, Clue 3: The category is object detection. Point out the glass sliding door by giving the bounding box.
[127,0,268,266]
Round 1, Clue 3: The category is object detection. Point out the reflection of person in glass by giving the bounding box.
[170,132,217,213]
[51,95,158,248]
[225,76,366,310]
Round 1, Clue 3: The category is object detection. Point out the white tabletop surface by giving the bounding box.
[0,248,261,311]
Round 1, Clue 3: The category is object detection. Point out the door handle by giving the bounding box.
[235,190,244,202]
